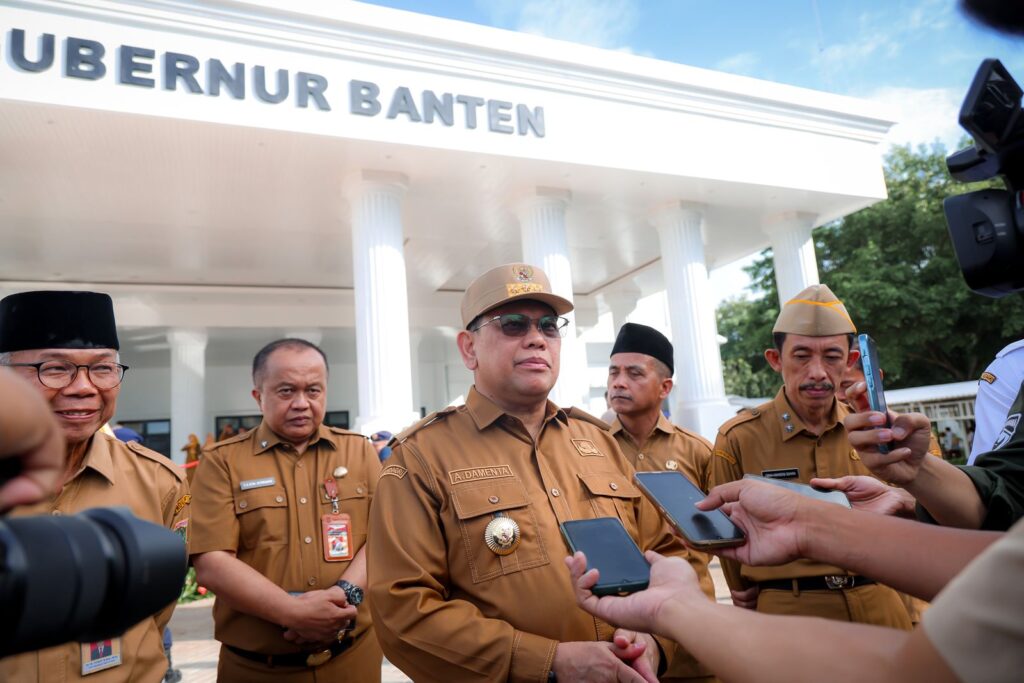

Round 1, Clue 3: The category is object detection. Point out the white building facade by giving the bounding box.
[0,0,895,459]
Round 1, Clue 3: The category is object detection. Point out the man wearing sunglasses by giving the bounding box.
[0,290,190,683]
[369,264,708,683]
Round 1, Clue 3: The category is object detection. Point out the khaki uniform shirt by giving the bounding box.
[368,387,707,683]
[709,389,876,585]
[923,517,1024,683]
[189,422,381,656]
[0,433,190,683]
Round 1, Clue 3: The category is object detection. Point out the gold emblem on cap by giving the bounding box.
[484,514,521,556]
[512,264,534,282]
[665,460,679,470]
[333,466,349,478]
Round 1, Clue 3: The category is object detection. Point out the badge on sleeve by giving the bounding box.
[81,638,121,675]
[173,519,188,544]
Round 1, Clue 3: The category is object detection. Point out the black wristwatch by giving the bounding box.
[337,579,364,607]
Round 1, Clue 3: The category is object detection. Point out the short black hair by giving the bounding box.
[773,332,855,352]
[252,338,329,386]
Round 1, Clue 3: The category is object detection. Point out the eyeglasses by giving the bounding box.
[3,360,130,389]
[471,314,569,339]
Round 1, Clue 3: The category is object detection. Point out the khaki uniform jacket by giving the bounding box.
[610,414,717,680]
[1,433,190,683]
[368,387,706,683]
[189,422,381,665]
[709,389,877,585]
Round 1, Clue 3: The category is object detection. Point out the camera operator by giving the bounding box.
[0,290,190,681]
[566,473,1020,683]
[0,367,64,512]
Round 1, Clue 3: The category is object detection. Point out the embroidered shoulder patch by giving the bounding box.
[174,494,191,515]
[981,371,997,384]
[380,465,408,480]
[713,449,736,465]
[571,439,603,456]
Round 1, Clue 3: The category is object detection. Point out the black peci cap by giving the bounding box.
[0,291,120,353]
[610,322,674,375]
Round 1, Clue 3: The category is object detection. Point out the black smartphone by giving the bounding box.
[633,471,745,549]
[857,333,891,454]
[742,474,852,508]
[560,517,650,596]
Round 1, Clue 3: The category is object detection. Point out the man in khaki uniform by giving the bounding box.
[708,284,911,629]
[607,322,717,682]
[0,290,190,682]
[368,264,710,682]
[190,339,382,682]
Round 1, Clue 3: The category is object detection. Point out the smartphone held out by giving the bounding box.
[857,333,892,454]
[634,471,746,549]
[560,517,650,596]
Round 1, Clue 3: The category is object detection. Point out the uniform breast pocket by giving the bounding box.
[331,480,370,548]
[578,472,642,541]
[234,488,289,549]
[450,480,550,584]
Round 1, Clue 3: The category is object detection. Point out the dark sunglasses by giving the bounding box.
[471,313,569,339]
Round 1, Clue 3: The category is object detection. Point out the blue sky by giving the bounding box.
[361,0,1024,150]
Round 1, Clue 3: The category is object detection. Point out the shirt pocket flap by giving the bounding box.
[235,488,288,514]
[336,480,369,501]
[451,481,530,520]
[577,472,640,500]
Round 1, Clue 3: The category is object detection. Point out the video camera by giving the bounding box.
[0,506,187,658]
[944,58,1024,297]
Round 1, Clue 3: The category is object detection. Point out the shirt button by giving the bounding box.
[488,496,499,504]
[51,509,62,516]
[609,482,619,491]
[239,501,248,509]
[297,461,304,468]
[308,577,316,586]
[637,453,644,460]
[356,487,364,495]
[275,496,284,503]
[300,497,308,504]
[551,488,560,497]
[304,536,313,544]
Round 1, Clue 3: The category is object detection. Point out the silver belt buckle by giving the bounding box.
[824,575,850,590]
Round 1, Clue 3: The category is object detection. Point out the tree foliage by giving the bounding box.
[718,143,1024,395]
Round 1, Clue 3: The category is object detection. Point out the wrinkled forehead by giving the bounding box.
[8,347,118,362]
[782,333,850,354]
[263,346,328,380]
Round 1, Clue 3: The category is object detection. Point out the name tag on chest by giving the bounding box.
[240,477,276,491]
[761,468,799,480]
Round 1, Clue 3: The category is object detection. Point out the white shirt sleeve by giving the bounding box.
[970,342,1024,464]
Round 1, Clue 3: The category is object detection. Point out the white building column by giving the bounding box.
[765,212,820,306]
[168,328,207,464]
[517,188,587,409]
[284,329,323,346]
[602,287,641,333]
[345,170,419,436]
[653,203,734,440]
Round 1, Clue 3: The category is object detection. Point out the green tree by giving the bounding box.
[718,143,1024,394]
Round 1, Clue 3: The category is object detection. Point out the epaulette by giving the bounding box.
[327,425,367,439]
[717,407,762,436]
[125,439,187,482]
[673,424,713,448]
[566,406,610,431]
[207,429,254,450]
[393,406,459,445]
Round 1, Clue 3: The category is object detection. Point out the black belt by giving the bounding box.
[759,575,876,592]
[226,636,354,668]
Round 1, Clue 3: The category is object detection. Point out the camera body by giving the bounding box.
[944,59,1024,297]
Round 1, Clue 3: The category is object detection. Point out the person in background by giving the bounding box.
[369,431,393,462]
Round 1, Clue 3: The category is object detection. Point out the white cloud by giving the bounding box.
[714,51,759,76]
[865,86,965,150]
[480,0,639,50]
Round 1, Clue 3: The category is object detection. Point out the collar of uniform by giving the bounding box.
[607,413,672,437]
[77,432,117,485]
[253,421,338,454]
[465,385,567,431]
[773,388,843,441]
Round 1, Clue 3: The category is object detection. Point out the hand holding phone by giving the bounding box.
[560,517,650,596]
[634,471,745,549]
[857,334,891,454]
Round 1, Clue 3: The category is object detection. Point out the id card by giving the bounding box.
[81,638,121,675]
[322,513,354,561]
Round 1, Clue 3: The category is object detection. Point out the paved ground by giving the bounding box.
[169,560,731,682]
